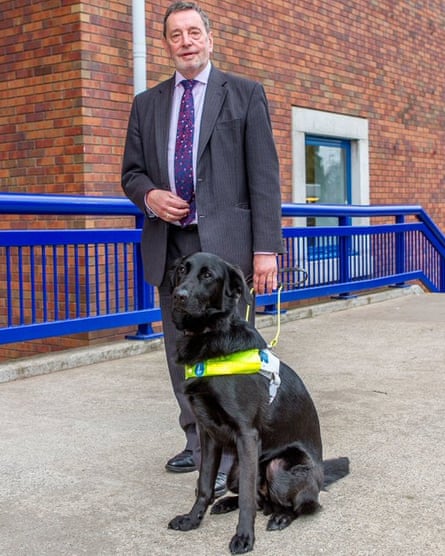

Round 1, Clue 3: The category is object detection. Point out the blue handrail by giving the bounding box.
[1,193,444,346]
[0,192,141,216]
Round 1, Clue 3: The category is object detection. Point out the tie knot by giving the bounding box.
[181,79,196,91]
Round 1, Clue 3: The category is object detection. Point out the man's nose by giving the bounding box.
[179,31,193,46]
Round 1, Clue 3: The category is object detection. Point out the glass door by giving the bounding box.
[303,136,355,276]
[305,135,351,227]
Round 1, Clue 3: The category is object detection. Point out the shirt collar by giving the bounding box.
[175,61,211,87]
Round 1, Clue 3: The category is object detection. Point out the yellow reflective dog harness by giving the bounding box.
[185,348,281,403]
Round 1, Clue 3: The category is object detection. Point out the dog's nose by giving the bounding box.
[173,288,189,305]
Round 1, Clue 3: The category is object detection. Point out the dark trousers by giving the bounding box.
[158,225,249,474]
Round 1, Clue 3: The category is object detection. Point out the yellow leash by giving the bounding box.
[245,284,283,348]
[245,266,308,348]
[268,284,282,348]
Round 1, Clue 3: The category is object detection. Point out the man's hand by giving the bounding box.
[146,190,190,223]
[253,253,278,294]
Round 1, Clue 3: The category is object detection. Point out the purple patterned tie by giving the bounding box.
[175,79,197,226]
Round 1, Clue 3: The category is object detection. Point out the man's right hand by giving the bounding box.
[146,190,190,223]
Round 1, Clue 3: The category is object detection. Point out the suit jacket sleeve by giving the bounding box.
[195,71,283,274]
[244,82,283,254]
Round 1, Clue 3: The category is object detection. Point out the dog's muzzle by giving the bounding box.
[173,287,189,307]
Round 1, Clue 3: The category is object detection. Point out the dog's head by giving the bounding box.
[170,252,251,333]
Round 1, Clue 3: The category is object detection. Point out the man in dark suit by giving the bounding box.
[122,1,282,496]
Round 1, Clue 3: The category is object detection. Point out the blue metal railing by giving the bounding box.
[258,203,445,308]
[1,193,444,345]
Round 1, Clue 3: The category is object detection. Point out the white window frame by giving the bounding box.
[292,107,369,207]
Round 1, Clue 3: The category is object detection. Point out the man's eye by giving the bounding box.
[190,29,202,39]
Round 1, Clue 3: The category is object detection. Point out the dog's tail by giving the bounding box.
[323,457,350,488]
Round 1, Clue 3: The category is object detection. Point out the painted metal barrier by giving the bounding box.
[1,193,444,345]
[259,203,445,309]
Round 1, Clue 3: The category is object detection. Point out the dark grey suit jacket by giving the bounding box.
[122,66,283,286]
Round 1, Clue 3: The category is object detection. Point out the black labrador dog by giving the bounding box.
[168,252,349,554]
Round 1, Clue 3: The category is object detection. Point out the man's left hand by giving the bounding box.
[253,253,278,294]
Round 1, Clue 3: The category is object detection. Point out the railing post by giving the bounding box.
[126,214,163,340]
[334,215,356,299]
[394,214,407,288]
[338,215,351,283]
[440,256,445,292]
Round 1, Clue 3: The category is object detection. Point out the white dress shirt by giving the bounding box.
[167,62,211,197]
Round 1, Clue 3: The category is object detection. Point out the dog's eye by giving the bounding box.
[176,264,186,278]
[200,268,213,279]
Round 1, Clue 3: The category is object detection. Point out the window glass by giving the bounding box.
[305,136,351,227]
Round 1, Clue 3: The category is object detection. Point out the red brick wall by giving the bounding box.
[1,0,444,359]
[202,0,444,223]
[0,0,132,197]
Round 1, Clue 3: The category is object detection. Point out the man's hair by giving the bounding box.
[163,2,211,37]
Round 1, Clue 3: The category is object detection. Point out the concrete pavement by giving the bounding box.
[1,287,444,555]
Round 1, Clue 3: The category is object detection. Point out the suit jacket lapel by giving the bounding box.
[198,67,227,162]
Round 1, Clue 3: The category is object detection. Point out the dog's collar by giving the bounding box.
[185,349,281,403]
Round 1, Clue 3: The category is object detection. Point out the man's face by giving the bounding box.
[163,9,213,79]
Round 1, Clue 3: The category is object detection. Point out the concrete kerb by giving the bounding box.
[0,285,424,384]
[0,337,163,384]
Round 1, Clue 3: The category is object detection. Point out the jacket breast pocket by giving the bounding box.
[214,118,241,140]
[211,119,242,160]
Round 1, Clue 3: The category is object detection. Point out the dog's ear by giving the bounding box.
[224,263,252,305]
[168,256,187,291]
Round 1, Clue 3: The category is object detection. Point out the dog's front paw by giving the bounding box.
[168,513,201,531]
[229,532,255,554]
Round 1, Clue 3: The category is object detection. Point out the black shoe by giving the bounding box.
[214,472,228,498]
[195,472,228,498]
[165,450,197,473]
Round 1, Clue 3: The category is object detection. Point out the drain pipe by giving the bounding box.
[132,0,146,95]
[130,0,152,341]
